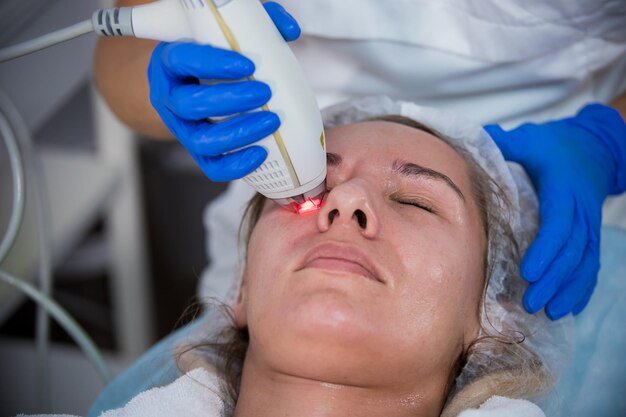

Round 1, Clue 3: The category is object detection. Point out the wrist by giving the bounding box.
[572,103,626,195]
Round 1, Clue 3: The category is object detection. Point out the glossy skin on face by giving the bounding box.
[234,121,487,394]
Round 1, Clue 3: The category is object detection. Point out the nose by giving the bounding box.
[317,179,380,238]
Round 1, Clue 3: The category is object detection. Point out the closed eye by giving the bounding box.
[398,200,434,213]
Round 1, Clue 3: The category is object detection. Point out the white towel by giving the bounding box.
[18,368,224,417]
[21,369,544,417]
[100,368,224,417]
[457,395,546,417]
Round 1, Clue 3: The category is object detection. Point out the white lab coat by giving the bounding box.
[199,0,626,303]
[279,0,626,127]
[273,0,626,227]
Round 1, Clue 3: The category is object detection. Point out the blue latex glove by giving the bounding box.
[485,104,626,320]
[147,2,301,181]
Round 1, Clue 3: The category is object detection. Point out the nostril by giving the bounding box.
[354,210,367,229]
[328,209,339,224]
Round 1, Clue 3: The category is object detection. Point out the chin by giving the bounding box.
[296,286,373,331]
[251,296,415,387]
[260,325,382,386]
[252,292,374,374]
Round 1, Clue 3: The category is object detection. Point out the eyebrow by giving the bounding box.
[325,152,465,203]
[392,160,465,203]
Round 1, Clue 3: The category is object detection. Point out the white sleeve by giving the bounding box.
[457,396,545,417]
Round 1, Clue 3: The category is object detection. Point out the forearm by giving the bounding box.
[93,0,173,139]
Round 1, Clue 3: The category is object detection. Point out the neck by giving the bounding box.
[232,351,444,417]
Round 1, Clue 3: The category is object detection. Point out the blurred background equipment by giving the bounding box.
[0,0,226,415]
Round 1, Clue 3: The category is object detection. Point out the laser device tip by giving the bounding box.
[273,182,327,214]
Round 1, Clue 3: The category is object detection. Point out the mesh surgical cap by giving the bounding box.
[200,95,573,400]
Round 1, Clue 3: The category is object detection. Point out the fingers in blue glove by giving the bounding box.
[147,0,300,185]
[159,42,255,80]
[572,281,596,315]
[485,103,623,318]
[545,240,600,320]
[523,203,588,314]
[188,111,280,156]
[166,80,272,119]
[521,191,575,282]
[195,145,268,182]
[263,1,301,41]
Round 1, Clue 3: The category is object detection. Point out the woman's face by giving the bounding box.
[235,121,487,393]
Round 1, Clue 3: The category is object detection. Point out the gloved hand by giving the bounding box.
[485,104,626,320]
[147,2,301,181]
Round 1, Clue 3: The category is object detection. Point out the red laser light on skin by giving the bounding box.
[296,199,319,213]
[288,193,326,214]
[277,186,328,214]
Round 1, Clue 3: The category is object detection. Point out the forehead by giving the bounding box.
[325,121,471,190]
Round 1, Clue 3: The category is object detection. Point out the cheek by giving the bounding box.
[390,218,485,332]
[243,211,316,319]
[244,224,291,342]
[246,216,293,289]
[246,209,303,269]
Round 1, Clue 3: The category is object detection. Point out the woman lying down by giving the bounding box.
[42,98,572,417]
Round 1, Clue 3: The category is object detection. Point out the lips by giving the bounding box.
[299,243,384,284]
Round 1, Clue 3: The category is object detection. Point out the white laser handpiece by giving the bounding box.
[93,0,327,211]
